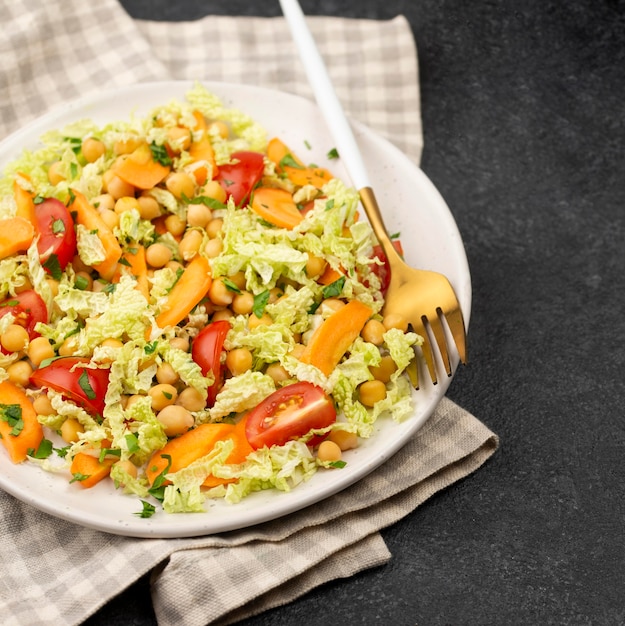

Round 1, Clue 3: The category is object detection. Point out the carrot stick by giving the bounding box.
[146,422,236,486]
[188,111,218,185]
[266,137,333,189]
[0,381,44,463]
[318,264,344,286]
[70,452,115,488]
[114,144,170,190]
[114,245,150,301]
[300,300,373,375]
[69,190,122,280]
[251,187,303,229]
[0,217,35,260]
[13,177,36,224]
[155,255,212,329]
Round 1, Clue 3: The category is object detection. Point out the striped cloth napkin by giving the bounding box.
[0,1,498,624]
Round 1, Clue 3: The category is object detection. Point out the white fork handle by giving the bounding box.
[279,0,371,190]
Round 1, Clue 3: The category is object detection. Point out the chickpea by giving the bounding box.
[208,277,234,307]
[33,394,54,416]
[164,214,187,237]
[165,172,195,200]
[27,336,55,367]
[203,238,223,258]
[148,383,178,412]
[176,386,205,412]
[145,242,173,268]
[320,298,345,316]
[202,180,227,204]
[212,308,233,322]
[14,278,33,294]
[248,313,272,329]
[98,208,119,230]
[166,126,192,153]
[115,459,138,483]
[317,440,342,463]
[228,271,247,290]
[92,193,115,212]
[361,319,386,346]
[209,120,230,139]
[205,218,224,239]
[306,254,327,278]
[102,171,135,200]
[358,380,387,407]
[1,324,29,353]
[266,362,290,384]
[47,161,65,185]
[289,343,306,360]
[383,313,409,333]
[6,360,32,386]
[231,291,254,316]
[156,404,194,437]
[169,337,189,352]
[186,203,212,228]
[75,271,93,291]
[125,394,143,410]
[226,348,253,376]
[156,363,179,385]
[268,287,283,304]
[369,355,397,384]
[178,229,203,260]
[328,429,359,451]
[113,135,143,155]
[137,194,161,220]
[81,138,106,163]
[60,417,84,443]
[114,196,140,215]
[45,277,60,299]
[58,335,79,357]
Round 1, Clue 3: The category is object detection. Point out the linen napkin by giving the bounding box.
[0,2,499,625]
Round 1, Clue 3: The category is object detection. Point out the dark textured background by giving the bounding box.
[87,1,625,624]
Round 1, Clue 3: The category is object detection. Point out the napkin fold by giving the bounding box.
[0,2,498,624]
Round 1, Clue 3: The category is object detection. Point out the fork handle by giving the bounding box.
[279,0,370,190]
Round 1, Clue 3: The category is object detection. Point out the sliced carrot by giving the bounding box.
[114,245,149,300]
[70,452,115,489]
[146,422,236,487]
[188,110,218,185]
[318,264,345,286]
[13,177,36,224]
[300,300,373,376]
[267,137,333,189]
[0,217,35,260]
[0,381,44,463]
[114,144,170,190]
[155,255,212,329]
[251,187,303,229]
[70,191,123,280]
[202,417,254,487]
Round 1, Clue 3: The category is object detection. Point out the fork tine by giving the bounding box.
[444,306,468,365]
[413,318,438,386]
[430,311,452,377]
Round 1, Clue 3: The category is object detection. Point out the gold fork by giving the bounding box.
[279,0,467,386]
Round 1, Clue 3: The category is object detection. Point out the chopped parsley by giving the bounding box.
[0,404,24,437]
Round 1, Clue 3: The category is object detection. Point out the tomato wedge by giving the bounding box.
[370,240,404,294]
[0,290,47,340]
[245,382,337,449]
[30,357,110,417]
[35,197,77,272]
[191,320,231,407]
[215,151,265,206]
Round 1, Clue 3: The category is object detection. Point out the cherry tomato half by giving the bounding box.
[0,290,47,340]
[215,151,265,206]
[30,357,110,417]
[35,197,77,272]
[191,320,231,407]
[245,382,337,450]
[370,240,404,294]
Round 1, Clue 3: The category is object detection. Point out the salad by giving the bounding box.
[0,83,421,516]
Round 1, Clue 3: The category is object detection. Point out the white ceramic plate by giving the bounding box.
[0,82,471,538]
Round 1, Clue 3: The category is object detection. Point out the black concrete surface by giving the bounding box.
[86,2,625,624]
